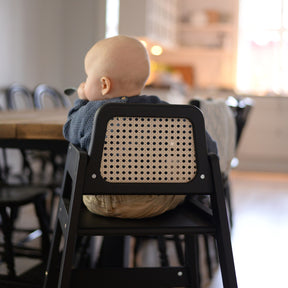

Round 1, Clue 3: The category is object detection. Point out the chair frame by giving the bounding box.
[44,103,237,288]
[0,184,50,280]
[0,84,51,283]
[5,84,34,181]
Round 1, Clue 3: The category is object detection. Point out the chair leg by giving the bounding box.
[214,214,238,288]
[210,157,238,288]
[223,177,233,228]
[203,235,213,279]
[0,207,16,278]
[215,232,237,288]
[97,236,129,267]
[17,150,33,183]
[33,195,50,261]
[173,235,185,266]
[57,216,82,287]
[157,236,169,267]
[43,221,62,288]
[185,234,200,288]
[74,236,92,268]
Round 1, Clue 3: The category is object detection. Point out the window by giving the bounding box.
[237,0,288,95]
[105,0,119,38]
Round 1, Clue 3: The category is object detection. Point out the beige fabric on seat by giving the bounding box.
[83,194,186,219]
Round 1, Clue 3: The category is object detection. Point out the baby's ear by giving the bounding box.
[100,76,111,95]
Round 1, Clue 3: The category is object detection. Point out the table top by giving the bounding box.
[0,108,69,140]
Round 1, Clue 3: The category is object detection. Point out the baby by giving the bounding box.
[63,35,217,218]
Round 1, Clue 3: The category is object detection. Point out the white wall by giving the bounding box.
[0,0,106,93]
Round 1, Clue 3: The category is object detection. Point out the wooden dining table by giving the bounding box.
[0,108,69,152]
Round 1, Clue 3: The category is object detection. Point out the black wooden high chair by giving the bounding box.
[43,103,237,288]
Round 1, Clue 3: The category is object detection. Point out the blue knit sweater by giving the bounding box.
[63,95,217,154]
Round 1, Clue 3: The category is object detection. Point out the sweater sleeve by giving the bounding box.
[63,97,127,151]
[63,99,104,151]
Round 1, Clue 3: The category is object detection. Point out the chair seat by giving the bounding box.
[0,185,48,206]
[78,202,215,236]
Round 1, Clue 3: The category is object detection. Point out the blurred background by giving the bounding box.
[0,0,287,173]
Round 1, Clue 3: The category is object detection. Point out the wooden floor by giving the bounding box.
[210,170,288,288]
[1,170,288,287]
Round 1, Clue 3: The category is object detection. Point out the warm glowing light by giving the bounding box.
[150,45,163,56]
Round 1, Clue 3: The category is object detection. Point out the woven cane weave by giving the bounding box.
[100,116,196,183]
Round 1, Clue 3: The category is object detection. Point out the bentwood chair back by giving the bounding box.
[44,103,237,288]
[34,84,71,109]
[6,83,34,110]
[0,84,50,285]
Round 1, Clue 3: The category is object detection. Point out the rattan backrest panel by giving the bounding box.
[100,116,196,183]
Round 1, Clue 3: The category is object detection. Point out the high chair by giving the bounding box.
[43,103,237,288]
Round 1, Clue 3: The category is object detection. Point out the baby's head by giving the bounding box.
[78,35,150,101]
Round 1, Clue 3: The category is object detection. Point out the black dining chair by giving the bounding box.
[43,103,237,288]
[0,154,51,284]
[4,84,35,182]
[33,84,71,110]
[6,83,34,111]
[0,84,51,285]
[33,84,71,230]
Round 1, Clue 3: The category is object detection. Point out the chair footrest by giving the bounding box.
[71,267,189,288]
[78,202,216,236]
